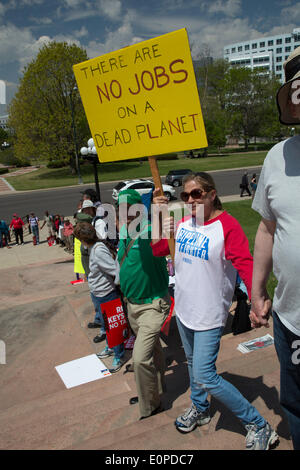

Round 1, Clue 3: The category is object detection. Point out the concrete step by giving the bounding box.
[70,391,292,451]
[0,372,137,450]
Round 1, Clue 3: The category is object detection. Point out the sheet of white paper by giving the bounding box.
[55,354,111,389]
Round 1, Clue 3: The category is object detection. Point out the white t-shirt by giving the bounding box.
[252,136,300,336]
[152,211,253,331]
[93,217,108,240]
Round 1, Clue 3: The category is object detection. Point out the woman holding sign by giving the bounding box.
[151,172,278,450]
[73,222,125,373]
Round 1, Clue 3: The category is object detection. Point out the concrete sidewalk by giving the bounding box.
[1,226,74,270]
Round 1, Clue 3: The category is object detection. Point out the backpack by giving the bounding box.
[231,287,252,335]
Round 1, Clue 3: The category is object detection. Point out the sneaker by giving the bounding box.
[97,346,114,359]
[175,403,211,433]
[93,333,106,343]
[245,422,279,450]
[88,322,102,329]
[109,356,125,373]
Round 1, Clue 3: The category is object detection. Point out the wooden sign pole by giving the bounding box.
[148,155,175,262]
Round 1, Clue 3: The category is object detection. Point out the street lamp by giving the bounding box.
[80,138,101,201]
[69,86,83,185]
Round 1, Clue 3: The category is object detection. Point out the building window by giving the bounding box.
[276,48,282,53]
[276,65,281,71]
[252,43,257,49]
[276,38,282,44]
[285,46,291,52]
[268,40,273,46]
[260,41,265,48]
[232,47,236,53]
[276,56,282,62]
[225,49,229,54]
[238,46,242,52]
[245,44,249,51]
[285,37,291,43]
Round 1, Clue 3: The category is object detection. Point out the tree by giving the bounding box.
[0,127,8,147]
[223,68,284,148]
[8,42,90,169]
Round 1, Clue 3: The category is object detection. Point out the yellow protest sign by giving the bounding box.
[74,237,85,274]
[73,28,207,163]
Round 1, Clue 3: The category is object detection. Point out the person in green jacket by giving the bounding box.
[117,189,171,420]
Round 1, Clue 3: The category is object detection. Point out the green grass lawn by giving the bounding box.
[6,151,267,191]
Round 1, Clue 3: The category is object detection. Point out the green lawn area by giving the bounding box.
[6,151,267,191]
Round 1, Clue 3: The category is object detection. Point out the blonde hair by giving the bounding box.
[183,172,223,210]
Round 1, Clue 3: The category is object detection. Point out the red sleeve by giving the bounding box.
[221,212,253,299]
[150,238,170,257]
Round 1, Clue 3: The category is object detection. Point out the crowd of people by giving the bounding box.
[1,47,300,451]
[0,211,74,251]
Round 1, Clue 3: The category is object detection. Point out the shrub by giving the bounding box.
[47,160,67,168]
[0,167,8,175]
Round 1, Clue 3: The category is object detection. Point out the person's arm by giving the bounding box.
[250,217,276,328]
[151,188,172,256]
[223,215,253,298]
[94,219,108,240]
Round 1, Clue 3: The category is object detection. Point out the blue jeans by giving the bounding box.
[31,225,39,243]
[90,290,125,361]
[273,311,300,450]
[176,317,266,428]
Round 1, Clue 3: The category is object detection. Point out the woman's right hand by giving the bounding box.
[153,187,169,205]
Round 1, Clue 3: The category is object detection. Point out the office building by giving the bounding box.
[0,114,8,130]
[224,28,300,82]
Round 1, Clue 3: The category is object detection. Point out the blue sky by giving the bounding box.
[1,0,300,113]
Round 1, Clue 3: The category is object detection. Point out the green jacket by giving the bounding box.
[118,222,169,304]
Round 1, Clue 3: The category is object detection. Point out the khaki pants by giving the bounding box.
[127,294,171,418]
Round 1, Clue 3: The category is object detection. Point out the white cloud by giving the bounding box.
[281,2,300,24]
[97,0,122,20]
[204,0,242,18]
[85,14,142,58]
[30,16,53,24]
[62,0,122,22]
[74,25,88,38]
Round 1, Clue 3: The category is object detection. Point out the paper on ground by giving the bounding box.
[237,334,274,354]
[55,354,111,389]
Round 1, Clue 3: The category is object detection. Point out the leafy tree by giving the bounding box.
[8,42,90,170]
[196,58,286,149]
[196,59,229,151]
[0,127,8,147]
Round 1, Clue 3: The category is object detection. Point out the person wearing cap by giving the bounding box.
[9,213,25,245]
[116,189,170,420]
[81,200,107,240]
[250,47,300,450]
[81,188,106,219]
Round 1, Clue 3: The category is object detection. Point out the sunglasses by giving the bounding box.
[180,188,204,202]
